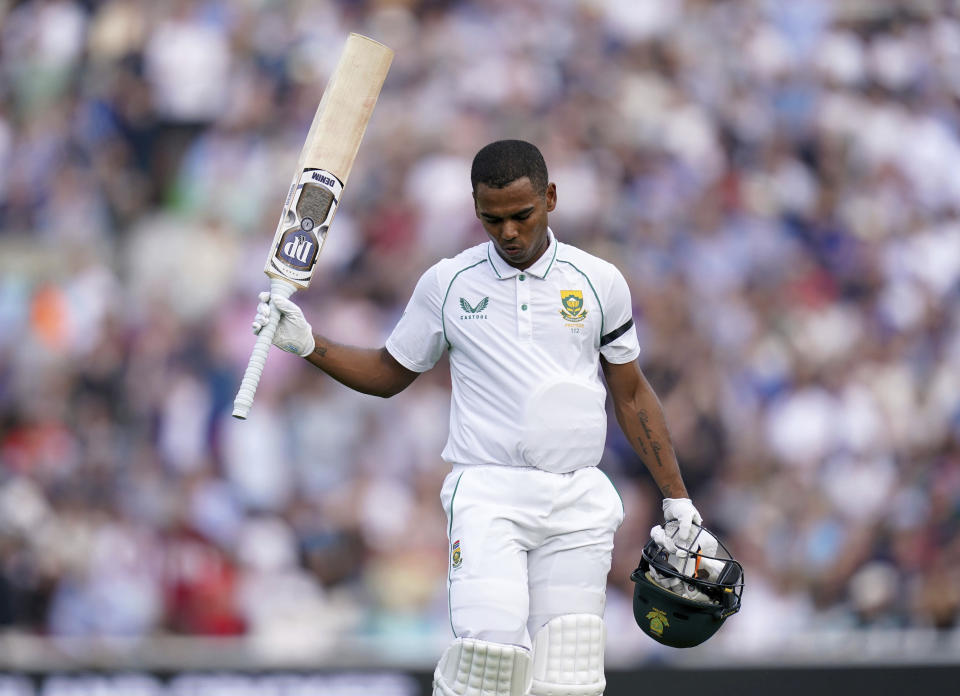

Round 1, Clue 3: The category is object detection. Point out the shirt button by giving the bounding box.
[519,274,526,281]
[521,304,528,311]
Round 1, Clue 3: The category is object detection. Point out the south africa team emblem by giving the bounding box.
[559,290,587,323]
[647,607,669,636]
[451,540,462,569]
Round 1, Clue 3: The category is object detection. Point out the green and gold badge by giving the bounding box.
[559,290,587,323]
[646,607,669,636]
[451,540,462,569]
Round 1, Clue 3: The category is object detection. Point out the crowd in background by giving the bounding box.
[0,0,958,663]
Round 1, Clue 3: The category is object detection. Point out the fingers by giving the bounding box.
[251,292,298,334]
[667,519,693,558]
[674,518,695,558]
[252,300,270,334]
[250,292,311,353]
[270,294,303,318]
[661,498,703,557]
[678,508,703,556]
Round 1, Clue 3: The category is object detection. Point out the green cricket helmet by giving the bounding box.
[630,523,744,648]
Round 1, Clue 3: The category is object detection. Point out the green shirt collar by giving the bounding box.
[486,228,558,280]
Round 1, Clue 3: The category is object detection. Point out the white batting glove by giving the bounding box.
[252,291,316,357]
[657,498,703,558]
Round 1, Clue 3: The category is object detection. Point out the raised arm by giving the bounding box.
[252,292,419,398]
[305,338,418,398]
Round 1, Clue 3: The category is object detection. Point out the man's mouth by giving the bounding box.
[502,245,523,256]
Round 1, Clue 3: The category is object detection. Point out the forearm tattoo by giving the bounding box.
[311,341,327,359]
[637,409,665,469]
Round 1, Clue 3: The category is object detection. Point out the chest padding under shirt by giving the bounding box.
[519,376,607,473]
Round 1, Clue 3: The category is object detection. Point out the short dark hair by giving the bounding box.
[471,140,549,196]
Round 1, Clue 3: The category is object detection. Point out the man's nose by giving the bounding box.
[501,221,520,240]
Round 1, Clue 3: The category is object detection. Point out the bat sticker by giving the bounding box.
[268,168,343,282]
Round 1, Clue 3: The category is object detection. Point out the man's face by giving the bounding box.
[474,177,557,270]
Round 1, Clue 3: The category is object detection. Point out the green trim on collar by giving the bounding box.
[486,229,559,280]
[539,238,558,278]
[486,245,503,278]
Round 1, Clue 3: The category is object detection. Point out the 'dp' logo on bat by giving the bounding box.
[283,233,314,263]
[269,169,343,278]
[276,230,318,271]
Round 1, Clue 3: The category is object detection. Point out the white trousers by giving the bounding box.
[440,464,624,650]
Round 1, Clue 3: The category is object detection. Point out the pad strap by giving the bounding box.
[530,614,606,696]
[433,638,531,696]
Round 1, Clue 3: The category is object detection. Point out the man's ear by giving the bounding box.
[545,182,557,212]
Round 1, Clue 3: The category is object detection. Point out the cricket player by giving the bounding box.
[252,140,702,696]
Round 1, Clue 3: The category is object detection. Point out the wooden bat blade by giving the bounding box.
[299,34,395,183]
[266,33,393,290]
[233,34,393,420]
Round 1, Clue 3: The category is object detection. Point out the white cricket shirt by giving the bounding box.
[385,229,640,473]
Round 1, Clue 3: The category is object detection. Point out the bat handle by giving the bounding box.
[232,277,297,420]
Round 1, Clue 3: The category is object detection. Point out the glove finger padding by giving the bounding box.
[249,290,314,355]
[252,292,273,333]
[270,295,305,320]
[269,294,314,357]
[252,303,270,332]
[662,498,702,558]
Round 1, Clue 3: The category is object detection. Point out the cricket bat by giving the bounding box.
[232,33,393,419]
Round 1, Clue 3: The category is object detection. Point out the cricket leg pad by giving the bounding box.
[433,637,531,696]
[529,614,606,696]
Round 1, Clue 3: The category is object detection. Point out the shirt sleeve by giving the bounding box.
[385,263,446,372]
[599,264,641,364]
